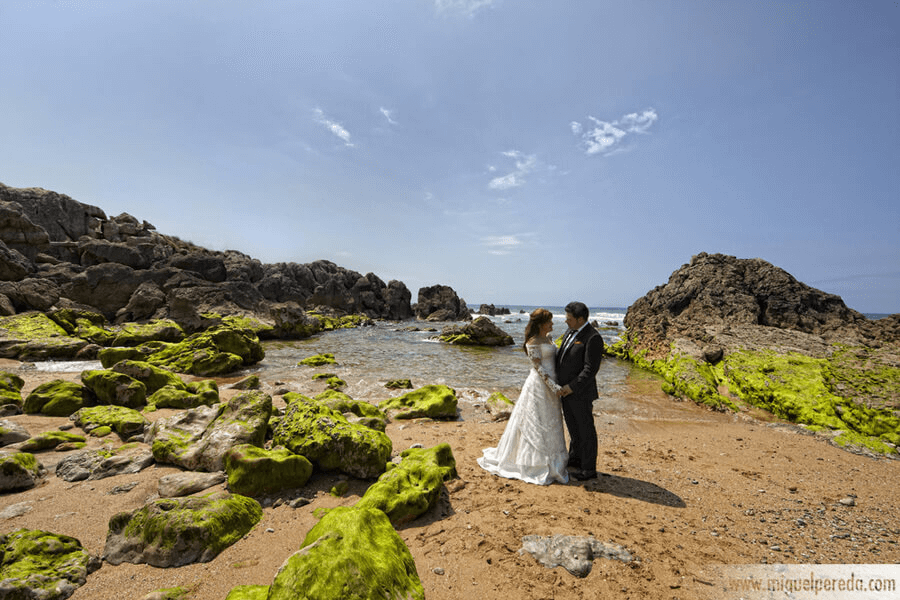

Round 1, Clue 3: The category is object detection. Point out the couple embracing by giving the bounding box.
[477,302,605,485]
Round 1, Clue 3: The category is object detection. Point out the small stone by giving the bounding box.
[266,528,275,533]
[838,496,856,506]
[433,567,445,575]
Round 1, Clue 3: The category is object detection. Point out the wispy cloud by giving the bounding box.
[572,108,658,156]
[313,108,354,147]
[488,150,538,190]
[435,0,497,18]
[482,234,522,255]
[380,107,398,126]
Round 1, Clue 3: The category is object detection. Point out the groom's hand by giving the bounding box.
[559,385,572,397]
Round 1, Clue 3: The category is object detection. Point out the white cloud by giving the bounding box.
[488,150,538,190]
[572,108,658,156]
[313,108,354,147]
[482,235,522,255]
[435,0,497,18]
[380,107,398,126]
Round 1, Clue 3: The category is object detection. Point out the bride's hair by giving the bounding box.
[523,308,553,353]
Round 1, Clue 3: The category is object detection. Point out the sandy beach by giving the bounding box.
[2,362,899,600]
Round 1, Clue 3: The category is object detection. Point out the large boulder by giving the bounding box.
[267,506,424,600]
[0,419,30,446]
[147,390,272,472]
[104,492,262,567]
[379,384,459,420]
[356,443,457,525]
[55,444,154,482]
[0,371,24,406]
[414,284,470,321]
[71,405,148,440]
[146,380,219,410]
[439,316,514,346]
[133,325,264,376]
[224,444,313,497]
[272,394,392,479]
[0,312,88,361]
[80,370,147,409]
[20,431,86,453]
[0,528,101,600]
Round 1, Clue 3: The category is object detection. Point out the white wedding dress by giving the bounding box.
[477,340,569,485]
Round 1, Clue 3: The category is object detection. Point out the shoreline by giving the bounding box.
[2,361,899,599]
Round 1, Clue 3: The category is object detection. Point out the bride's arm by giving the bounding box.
[526,342,562,394]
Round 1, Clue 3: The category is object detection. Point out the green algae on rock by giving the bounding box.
[356,443,457,525]
[24,380,90,416]
[71,405,148,439]
[314,390,387,431]
[49,308,116,346]
[299,352,337,367]
[0,312,88,361]
[0,452,45,492]
[273,393,392,479]
[139,587,190,600]
[104,491,263,567]
[20,430,87,452]
[267,506,424,600]
[110,359,186,395]
[378,384,459,420]
[146,379,219,410]
[225,585,270,600]
[0,528,100,600]
[80,369,147,409]
[0,370,25,407]
[384,378,413,389]
[110,319,185,346]
[224,444,313,497]
[438,316,514,346]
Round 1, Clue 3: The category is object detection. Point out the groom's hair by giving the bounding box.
[565,301,589,321]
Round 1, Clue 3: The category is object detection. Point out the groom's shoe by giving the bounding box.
[572,469,598,481]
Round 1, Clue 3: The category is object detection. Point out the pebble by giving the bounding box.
[838,496,856,506]
[433,567,445,575]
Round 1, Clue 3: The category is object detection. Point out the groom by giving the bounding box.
[556,301,604,481]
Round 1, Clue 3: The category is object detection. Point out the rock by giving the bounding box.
[379,384,459,420]
[224,444,313,497]
[225,585,270,600]
[267,506,424,600]
[298,353,336,367]
[104,491,262,567]
[110,359,186,394]
[0,528,100,600]
[110,319,185,346]
[356,443,457,525]
[0,371,24,406]
[56,445,155,482]
[0,419,30,446]
[518,534,634,578]
[139,587,191,600]
[838,496,856,506]
[147,380,220,410]
[0,241,35,281]
[314,390,387,431]
[484,391,514,421]
[414,284,471,321]
[137,324,265,377]
[273,393,392,479]
[71,405,149,439]
[0,312,88,361]
[80,369,147,408]
[0,452,46,492]
[439,316,514,346]
[477,303,511,316]
[20,430,86,453]
[229,374,261,390]
[158,471,227,498]
[384,379,413,390]
[147,390,272,472]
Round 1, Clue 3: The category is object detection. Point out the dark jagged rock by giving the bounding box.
[0,183,419,345]
[414,284,471,321]
[439,316,514,346]
[477,303,510,316]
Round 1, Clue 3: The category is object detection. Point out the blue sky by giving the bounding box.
[2,1,898,313]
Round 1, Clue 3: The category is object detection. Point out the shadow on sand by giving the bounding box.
[579,473,686,508]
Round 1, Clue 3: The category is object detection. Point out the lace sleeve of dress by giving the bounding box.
[526,343,562,394]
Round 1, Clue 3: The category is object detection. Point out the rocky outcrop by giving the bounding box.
[438,316,514,346]
[477,303,510,316]
[0,183,416,330]
[414,285,470,321]
[0,528,101,600]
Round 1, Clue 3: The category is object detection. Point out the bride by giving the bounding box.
[477,308,569,485]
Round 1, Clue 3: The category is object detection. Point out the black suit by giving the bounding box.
[555,324,604,473]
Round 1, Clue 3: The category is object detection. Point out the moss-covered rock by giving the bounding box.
[111,319,185,346]
[308,313,372,331]
[273,393,392,479]
[142,325,265,376]
[225,585,270,600]
[356,443,457,525]
[24,380,91,416]
[147,379,219,410]
[438,316,514,346]
[299,353,336,367]
[0,451,45,492]
[20,430,86,452]
[49,308,116,345]
[225,444,313,497]
[80,369,147,409]
[484,391,514,420]
[148,391,272,472]
[0,528,99,600]
[104,491,263,567]
[378,384,459,420]
[0,312,89,361]
[268,506,423,600]
[98,346,149,368]
[0,370,25,407]
[72,405,148,439]
[315,390,387,432]
[110,359,186,395]
[140,587,190,600]
[384,379,413,390]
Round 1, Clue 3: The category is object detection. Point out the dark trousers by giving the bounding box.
[562,398,597,472]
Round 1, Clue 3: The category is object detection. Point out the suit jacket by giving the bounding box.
[556,324,604,402]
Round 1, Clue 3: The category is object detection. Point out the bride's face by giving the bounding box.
[539,320,553,336]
